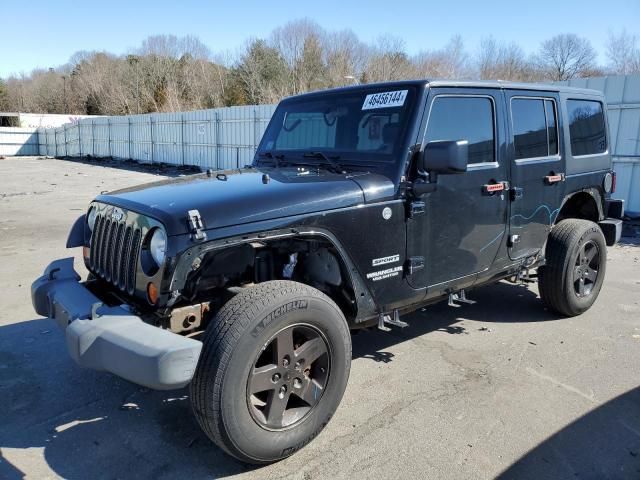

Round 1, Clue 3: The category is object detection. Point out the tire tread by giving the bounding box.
[538,219,606,316]
[190,280,345,463]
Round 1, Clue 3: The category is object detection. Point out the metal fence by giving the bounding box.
[0,128,39,156]
[37,105,276,170]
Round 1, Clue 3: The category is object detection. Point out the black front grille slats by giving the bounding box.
[118,226,133,290]
[89,212,143,294]
[127,228,142,294]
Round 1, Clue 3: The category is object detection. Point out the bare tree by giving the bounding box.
[364,35,414,82]
[606,30,640,74]
[0,78,8,111]
[270,19,327,95]
[477,37,535,81]
[414,35,470,79]
[322,29,368,87]
[536,34,597,81]
[2,21,617,113]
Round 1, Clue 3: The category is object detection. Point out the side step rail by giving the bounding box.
[378,310,408,332]
[448,289,476,308]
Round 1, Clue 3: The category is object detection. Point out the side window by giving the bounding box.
[545,100,558,155]
[567,100,607,156]
[511,98,559,160]
[425,96,495,164]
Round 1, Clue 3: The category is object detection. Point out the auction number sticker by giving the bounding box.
[362,90,408,110]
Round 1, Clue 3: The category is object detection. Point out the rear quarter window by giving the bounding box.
[567,99,607,156]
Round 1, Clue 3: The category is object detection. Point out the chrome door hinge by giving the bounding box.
[408,201,426,218]
[510,187,524,201]
[406,256,425,275]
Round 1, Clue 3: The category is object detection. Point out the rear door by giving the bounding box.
[506,90,566,260]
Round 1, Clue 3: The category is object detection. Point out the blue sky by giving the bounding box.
[1,0,638,77]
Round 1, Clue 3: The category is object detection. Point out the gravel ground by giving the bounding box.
[1,156,639,480]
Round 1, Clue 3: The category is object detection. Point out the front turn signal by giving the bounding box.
[147,282,159,305]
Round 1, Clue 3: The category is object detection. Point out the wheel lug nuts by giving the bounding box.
[293,378,302,389]
[282,356,290,368]
[272,373,281,383]
[278,385,287,398]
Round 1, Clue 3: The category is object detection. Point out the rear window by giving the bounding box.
[567,99,607,156]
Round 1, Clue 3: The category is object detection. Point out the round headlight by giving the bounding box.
[149,228,167,266]
[87,207,98,232]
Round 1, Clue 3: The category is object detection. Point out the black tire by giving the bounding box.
[190,280,351,464]
[538,219,607,317]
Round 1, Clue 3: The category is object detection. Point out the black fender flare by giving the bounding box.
[166,227,377,322]
[556,188,605,224]
[66,214,87,248]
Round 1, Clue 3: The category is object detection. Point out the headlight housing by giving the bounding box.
[87,207,98,232]
[149,228,167,267]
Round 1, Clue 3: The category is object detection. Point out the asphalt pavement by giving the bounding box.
[1,156,639,479]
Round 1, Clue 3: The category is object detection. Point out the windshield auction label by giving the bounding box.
[362,90,408,110]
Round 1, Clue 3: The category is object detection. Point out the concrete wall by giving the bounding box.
[18,113,97,129]
[0,128,39,156]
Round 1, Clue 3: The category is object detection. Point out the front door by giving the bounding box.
[505,90,566,260]
[406,88,509,290]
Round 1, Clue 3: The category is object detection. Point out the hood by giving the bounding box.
[96,167,395,235]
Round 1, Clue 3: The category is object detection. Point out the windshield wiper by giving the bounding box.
[302,151,346,174]
[257,151,286,168]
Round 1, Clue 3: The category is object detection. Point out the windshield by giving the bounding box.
[256,86,417,165]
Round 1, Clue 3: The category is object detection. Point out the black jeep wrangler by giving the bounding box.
[32,80,624,463]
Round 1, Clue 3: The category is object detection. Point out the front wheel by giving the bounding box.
[190,281,351,464]
[538,219,607,316]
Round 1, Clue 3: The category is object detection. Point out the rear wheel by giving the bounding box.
[190,280,351,464]
[538,219,607,316]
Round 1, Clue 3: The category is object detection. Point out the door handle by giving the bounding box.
[483,181,509,195]
[545,173,565,185]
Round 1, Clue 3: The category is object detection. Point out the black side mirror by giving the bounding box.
[419,140,469,175]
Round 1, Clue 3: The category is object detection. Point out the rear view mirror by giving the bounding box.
[419,140,469,174]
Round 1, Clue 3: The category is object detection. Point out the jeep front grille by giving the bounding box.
[89,214,142,294]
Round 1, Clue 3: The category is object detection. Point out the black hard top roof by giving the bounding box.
[287,79,603,101]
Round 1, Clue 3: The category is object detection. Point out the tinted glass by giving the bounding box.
[545,100,558,155]
[567,100,607,156]
[257,87,416,163]
[512,98,548,159]
[425,97,494,164]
